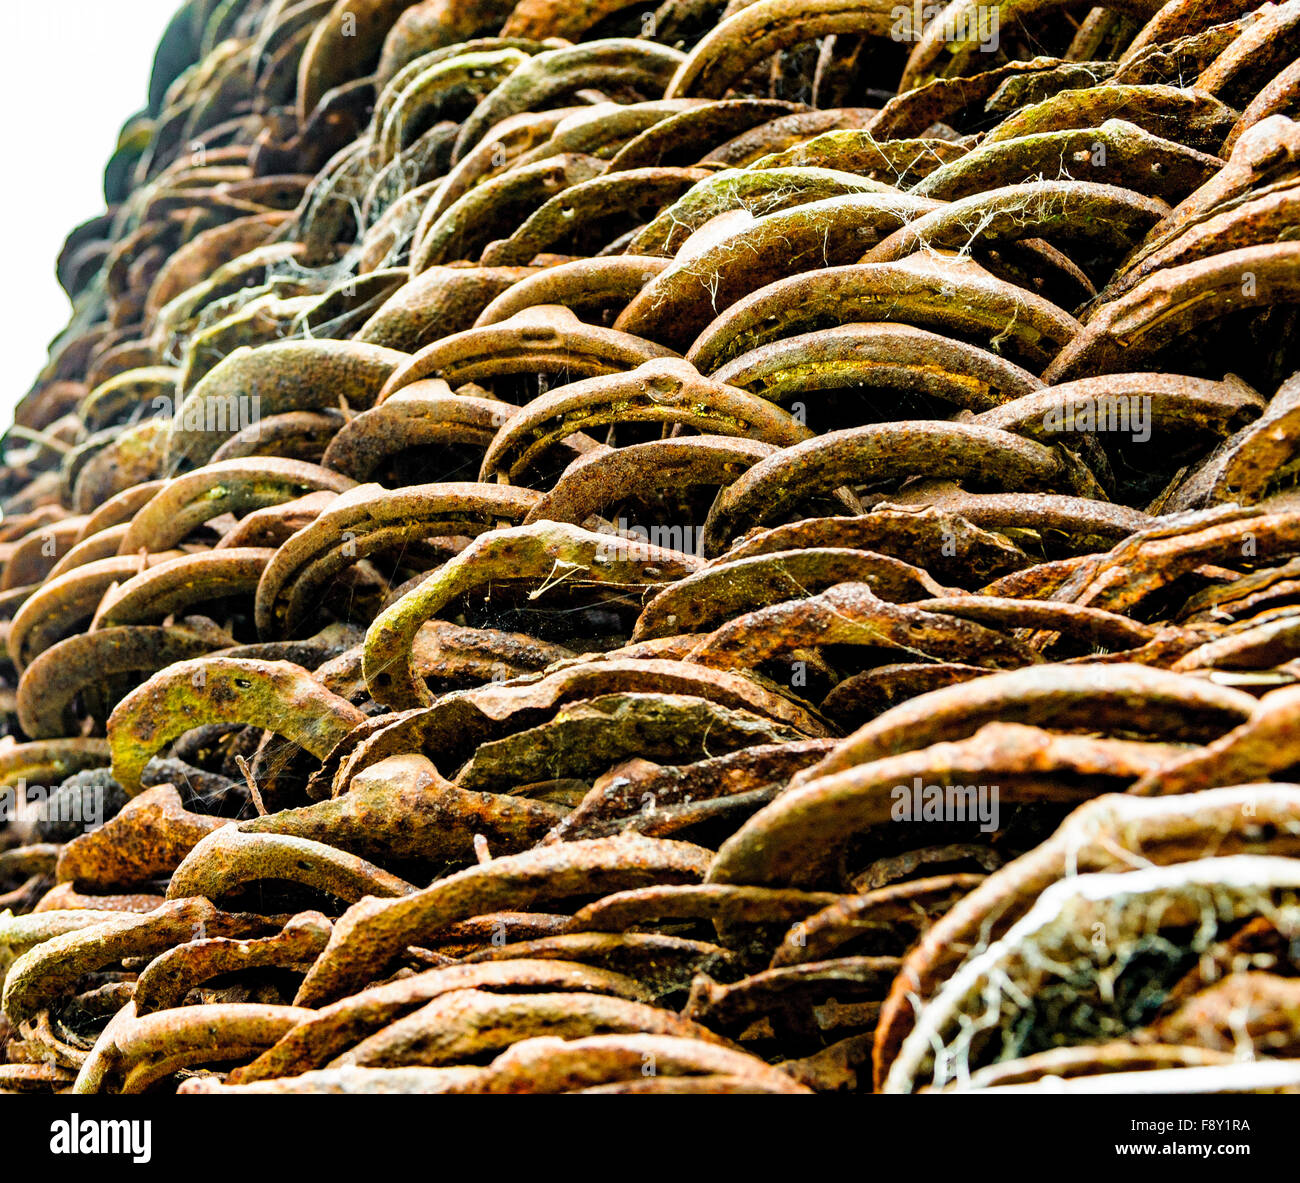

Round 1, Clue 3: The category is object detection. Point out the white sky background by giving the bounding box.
[1,1,182,419]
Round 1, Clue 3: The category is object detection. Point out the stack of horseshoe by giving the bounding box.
[1,0,1300,1095]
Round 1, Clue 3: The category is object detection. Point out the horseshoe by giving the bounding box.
[414,109,575,238]
[77,367,180,434]
[115,1002,315,1094]
[618,192,944,349]
[377,48,534,166]
[472,255,671,326]
[8,553,183,673]
[132,912,333,1014]
[107,657,366,794]
[453,1032,801,1093]
[331,989,726,1069]
[665,0,898,100]
[234,959,660,1082]
[700,420,1103,555]
[685,580,1044,671]
[986,88,1237,161]
[295,834,712,1005]
[771,874,982,967]
[1105,179,1300,301]
[17,624,229,740]
[718,505,1029,585]
[478,166,713,265]
[898,0,1163,91]
[117,457,355,554]
[568,884,842,932]
[2,897,275,1028]
[795,663,1254,788]
[166,826,418,903]
[451,40,687,162]
[0,739,110,796]
[883,856,1300,1091]
[512,100,700,167]
[450,692,804,793]
[607,100,804,171]
[710,321,1042,413]
[913,119,1222,203]
[92,548,274,629]
[686,255,1082,376]
[755,130,967,187]
[683,956,900,1034]
[320,383,507,480]
[627,165,891,259]
[1130,683,1300,795]
[241,752,565,864]
[861,181,1170,272]
[0,518,87,590]
[875,783,1300,1086]
[709,722,1186,889]
[206,410,346,466]
[254,481,541,637]
[376,305,678,400]
[166,341,405,470]
[362,520,703,707]
[412,153,606,270]
[634,547,950,640]
[479,357,808,485]
[357,265,539,352]
[523,435,783,526]
[972,373,1264,443]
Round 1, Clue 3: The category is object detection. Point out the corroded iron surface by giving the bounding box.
[2,0,1300,1095]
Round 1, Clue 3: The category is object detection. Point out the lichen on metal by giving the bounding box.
[1,0,1300,1096]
